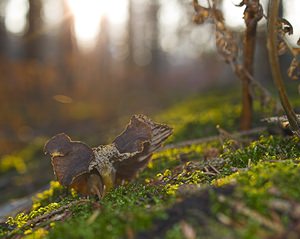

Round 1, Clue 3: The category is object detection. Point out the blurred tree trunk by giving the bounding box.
[24,0,42,59]
[57,0,75,89]
[98,17,110,86]
[146,0,161,89]
[127,0,134,66]
[148,0,160,63]
[0,1,9,56]
[0,15,7,57]
[60,0,74,59]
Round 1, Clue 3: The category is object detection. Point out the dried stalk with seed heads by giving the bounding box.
[267,0,300,137]
[193,0,273,130]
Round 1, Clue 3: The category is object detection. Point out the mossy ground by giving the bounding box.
[2,89,300,239]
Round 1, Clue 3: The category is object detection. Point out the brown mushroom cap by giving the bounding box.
[44,133,94,186]
[113,114,173,182]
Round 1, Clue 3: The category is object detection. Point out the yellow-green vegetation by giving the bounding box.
[141,140,220,179]
[158,165,206,195]
[157,91,241,142]
[1,181,78,239]
[32,181,75,209]
[220,160,300,211]
[24,228,49,239]
[207,160,300,238]
[156,88,273,143]
[0,137,45,174]
[220,135,300,174]
[0,137,51,205]
[6,203,60,229]
[2,91,300,239]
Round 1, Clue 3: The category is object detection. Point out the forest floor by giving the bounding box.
[1,89,300,239]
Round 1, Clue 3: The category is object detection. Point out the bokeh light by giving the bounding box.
[4,0,29,35]
[159,0,183,54]
[42,0,64,26]
[66,0,103,51]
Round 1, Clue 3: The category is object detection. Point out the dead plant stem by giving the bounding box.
[240,1,260,130]
[267,0,300,136]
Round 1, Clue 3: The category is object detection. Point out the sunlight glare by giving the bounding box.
[284,0,300,46]
[159,1,183,53]
[222,0,244,28]
[222,0,268,29]
[67,0,103,51]
[42,0,63,26]
[105,0,128,25]
[5,0,29,35]
[66,0,128,51]
[159,1,182,29]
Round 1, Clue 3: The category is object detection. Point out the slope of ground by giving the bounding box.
[1,89,300,239]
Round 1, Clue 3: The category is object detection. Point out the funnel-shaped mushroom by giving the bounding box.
[45,114,172,199]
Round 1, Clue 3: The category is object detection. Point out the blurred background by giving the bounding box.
[0,0,299,208]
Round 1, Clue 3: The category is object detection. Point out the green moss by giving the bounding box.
[157,91,241,142]
[141,141,221,181]
[46,184,168,239]
[221,135,300,175]
[155,85,283,144]
[159,165,207,195]
[210,160,300,238]
[164,224,183,239]
[240,161,300,208]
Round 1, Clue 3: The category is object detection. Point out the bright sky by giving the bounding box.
[3,0,300,50]
[222,0,300,46]
[283,0,300,45]
[66,0,128,51]
[222,0,268,28]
